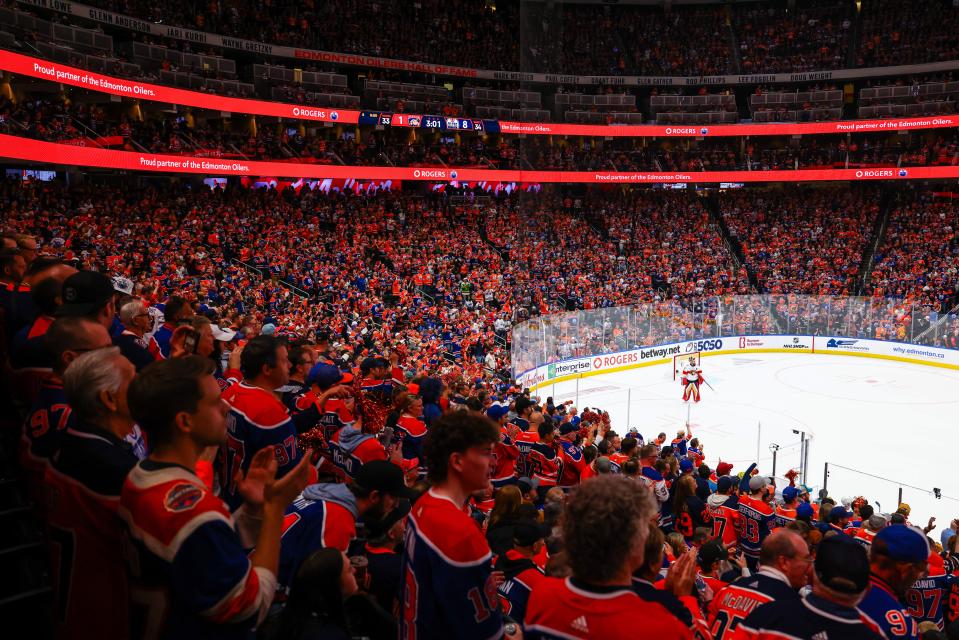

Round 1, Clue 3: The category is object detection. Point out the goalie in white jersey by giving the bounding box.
[680,356,705,403]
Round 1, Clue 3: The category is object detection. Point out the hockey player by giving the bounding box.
[681,357,705,403]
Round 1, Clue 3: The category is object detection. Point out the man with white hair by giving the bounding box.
[114,299,158,371]
[44,346,139,640]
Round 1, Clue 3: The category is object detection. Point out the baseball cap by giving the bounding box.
[782,486,799,502]
[211,324,237,342]
[875,525,930,563]
[815,534,871,595]
[829,505,852,521]
[261,323,277,336]
[111,275,134,295]
[559,422,579,436]
[594,457,612,474]
[797,502,815,518]
[363,499,412,539]
[698,541,729,569]
[307,362,352,390]
[748,475,768,491]
[679,458,694,473]
[716,461,734,476]
[361,355,389,372]
[897,503,912,516]
[517,476,540,494]
[56,271,115,317]
[513,521,550,547]
[867,514,888,532]
[717,476,734,493]
[354,461,417,499]
[486,405,509,421]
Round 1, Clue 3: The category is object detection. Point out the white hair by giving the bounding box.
[63,346,124,420]
[120,299,146,324]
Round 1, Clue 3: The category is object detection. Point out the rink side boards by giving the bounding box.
[517,335,959,393]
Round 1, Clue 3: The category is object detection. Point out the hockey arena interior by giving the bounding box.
[3,0,959,638]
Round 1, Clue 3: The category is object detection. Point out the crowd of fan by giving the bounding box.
[722,187,877,296]
[62,0,959,76]
[857,0,959,68]
[736,0,852,73]
[5,224,959,639]
[4,177,959,638]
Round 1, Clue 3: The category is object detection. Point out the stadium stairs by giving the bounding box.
[704,193,762,292]
[854,187,896,294]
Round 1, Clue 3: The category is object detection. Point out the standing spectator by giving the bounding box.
[400,411,508,640]
[707,529,809,640]
[733,535,882,639]
[57,270,117,330]
[738,476,776,571]
[122,355,312,638]
[859,526,928,640]
[556,422,586,490]
[20,317,109,508]
[0,248,32,339]
[493,520,549,626]
[220,335,311,510]
[525,475,693,639]
[279,343,316,412]
[152,295,194,359]
[363,501,411,614]
[115,299,158,371]
[277,460,414,601]
[45,347,138,640]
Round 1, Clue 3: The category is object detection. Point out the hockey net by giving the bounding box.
[673,351,701,381]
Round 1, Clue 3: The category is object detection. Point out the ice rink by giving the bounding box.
[540,352,959,530]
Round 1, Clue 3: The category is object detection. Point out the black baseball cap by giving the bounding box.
[513,521,550,547]
[56,271,115,317]
[354,461,417,498]
[364,499,412,539]
[815,534,870,595]
[699,541,729,569]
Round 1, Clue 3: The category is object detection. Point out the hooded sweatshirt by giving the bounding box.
[275,483,360,599]
[330,425,388,480]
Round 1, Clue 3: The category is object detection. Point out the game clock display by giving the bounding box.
[358,111,488,132]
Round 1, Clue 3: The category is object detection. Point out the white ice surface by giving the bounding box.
[540,352,959,531]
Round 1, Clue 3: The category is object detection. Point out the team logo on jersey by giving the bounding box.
[164,483,203,513]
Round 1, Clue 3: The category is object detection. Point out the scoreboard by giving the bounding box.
[358,111,495,133]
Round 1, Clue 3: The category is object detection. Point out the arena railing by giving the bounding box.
[510,295,958,379]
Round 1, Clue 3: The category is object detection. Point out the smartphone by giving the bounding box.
[183,329,199,354]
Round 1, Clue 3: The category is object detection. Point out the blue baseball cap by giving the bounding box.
[717,476,734,492]
[797,502,815,518]
[782,486,799,501]
[680,458,694,473]
[486,405,509,421]
[875,525,930,563]
[829,505,852,521]
[306,362,352,390]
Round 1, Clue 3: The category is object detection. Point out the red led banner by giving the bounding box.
[4,50,959,138]
[3,134,959,183]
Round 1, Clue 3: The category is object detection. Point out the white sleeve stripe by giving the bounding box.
[253,567,277,627]
[201,563,260,621]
